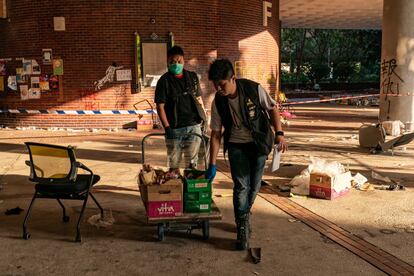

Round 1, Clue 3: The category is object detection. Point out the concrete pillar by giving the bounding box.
[380,0,414,131]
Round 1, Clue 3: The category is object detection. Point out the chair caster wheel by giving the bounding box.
[23,232,31,240]
[63,216,70,222]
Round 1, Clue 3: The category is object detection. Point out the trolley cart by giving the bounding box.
[140,133,221,241]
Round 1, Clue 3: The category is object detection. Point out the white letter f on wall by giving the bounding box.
[263,1,272,27]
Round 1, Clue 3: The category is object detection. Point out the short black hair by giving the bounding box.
[167,46,184,58]
[208,59,235,82]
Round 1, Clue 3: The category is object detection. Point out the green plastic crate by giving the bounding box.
[185,178,211,193]
[184,199,211,213]
[184,190,211,201]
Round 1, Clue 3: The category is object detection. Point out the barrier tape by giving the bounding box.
[284,93,380,105]
[0,109,156,115]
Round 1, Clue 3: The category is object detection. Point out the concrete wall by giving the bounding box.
[0,0,280,128]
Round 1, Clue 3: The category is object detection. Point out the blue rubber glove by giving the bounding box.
[205,164,216,181]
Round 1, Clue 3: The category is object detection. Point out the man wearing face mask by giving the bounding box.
[155,46,206,171]
[206,59,288,250]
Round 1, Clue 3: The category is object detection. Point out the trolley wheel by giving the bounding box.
[63,216,70,223]
[202,221,209,240]
[23,232,31,240]
[157,224,165,241]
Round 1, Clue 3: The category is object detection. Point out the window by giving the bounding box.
[142,42,167,87]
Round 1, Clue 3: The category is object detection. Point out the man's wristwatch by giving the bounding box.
[276,131,284,136]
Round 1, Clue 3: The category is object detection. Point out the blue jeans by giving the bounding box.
[228,142,267,221]
[166,124,202,169]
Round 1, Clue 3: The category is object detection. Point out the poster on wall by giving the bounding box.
[0,60,6,76]
[31,76,40,88]
[7,75,17,91]
[20,85,29,100]
[29,88,41,99]
[32,60,41,74]
[49,75,59,91]
[16,67,27,83]
[39,75,50,91]
[42,49,52,65]
[0,76,4,92]
[52,59,63,75]
[23,59,32,75]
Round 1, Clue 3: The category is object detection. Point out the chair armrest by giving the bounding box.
[75,161,93,174]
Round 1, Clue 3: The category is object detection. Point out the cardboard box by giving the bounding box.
[309,172,352,200]
[146,201,182,218]
[140,179,183,218]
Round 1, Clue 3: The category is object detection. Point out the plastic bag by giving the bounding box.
[87,209,115,229]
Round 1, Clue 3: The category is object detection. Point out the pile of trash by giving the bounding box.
[289,157,404,199]
[138,164,181,186]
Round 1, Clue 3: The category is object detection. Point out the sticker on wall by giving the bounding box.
[29,88,41,99]
[32,60,41,75]
[0,60,6,76]
[42,49,52,65]
[53,59,63,75]
[23,59,32,75]
[39,75,50,91]
[7,75,17,91]
[20,85,29,100]
[49,75,59,91]
[0,76,4,92]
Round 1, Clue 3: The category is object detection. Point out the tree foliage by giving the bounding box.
[281,29,381,87]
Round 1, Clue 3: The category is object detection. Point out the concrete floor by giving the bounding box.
[0,104,413,275]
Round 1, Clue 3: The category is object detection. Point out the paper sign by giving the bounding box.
[116,69,132,81]
[42,49,52,64]
[271,145,281,172]
[7,75,17,90]
[20,85,29,100]
[53,59,63,75]
[32,60,41,74]
[39,75,50,91]
[23,59,32,75]
[29,88,41,99]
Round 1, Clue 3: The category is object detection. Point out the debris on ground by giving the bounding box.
[351,173,368,190]
[215,194,233,198]
[5,206,24,215]
[371,171,391,183]
[87,209,115,228]
[288,218,298,223]
[289,157,352,199]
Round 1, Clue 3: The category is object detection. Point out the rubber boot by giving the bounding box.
[236,215,249,250]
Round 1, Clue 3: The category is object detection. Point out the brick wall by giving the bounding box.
[0,0,280,128]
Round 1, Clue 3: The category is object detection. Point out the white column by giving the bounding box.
[380,0,414,131]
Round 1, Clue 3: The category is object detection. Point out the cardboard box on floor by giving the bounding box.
[309,172,352,200]
[139,179,183,217]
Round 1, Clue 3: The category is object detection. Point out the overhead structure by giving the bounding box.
[280,0,383,29]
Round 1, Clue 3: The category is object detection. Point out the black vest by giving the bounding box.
[164,70,206,128]
[214,79,274,156]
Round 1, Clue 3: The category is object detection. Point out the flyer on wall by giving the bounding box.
[39,75,50,91]
[7,75,17,91]
[20,85,29,100]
